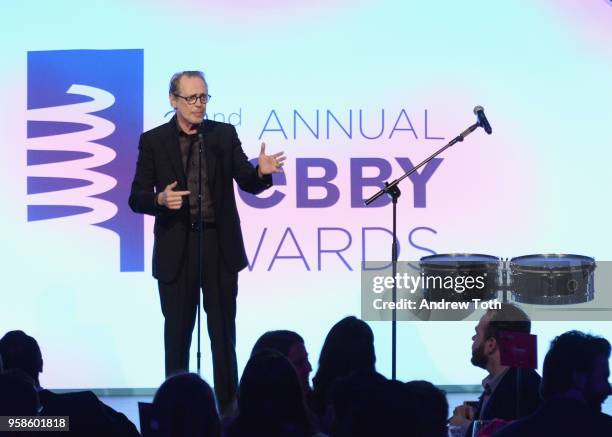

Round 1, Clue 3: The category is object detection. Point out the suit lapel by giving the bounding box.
[481,368,514,419]
[164,116,187,188]
[475,391,485,419]
[202,120,217,191]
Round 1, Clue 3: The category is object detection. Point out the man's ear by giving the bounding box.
[168,94,177,109]
[485,336,497,354]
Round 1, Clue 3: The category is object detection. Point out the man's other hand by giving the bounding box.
[157,181,190,209]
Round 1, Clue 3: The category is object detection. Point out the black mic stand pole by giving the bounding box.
[196,131,204,376]
[364,119,482,381]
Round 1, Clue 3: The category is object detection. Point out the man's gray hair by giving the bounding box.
[169,71,207,95]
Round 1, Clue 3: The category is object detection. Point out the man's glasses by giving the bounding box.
[173,93,211,104]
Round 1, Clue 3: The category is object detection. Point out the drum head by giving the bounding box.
[420,253,499,269]
[510,254,595,272]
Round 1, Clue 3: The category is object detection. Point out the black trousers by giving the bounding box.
[157,227,238,409]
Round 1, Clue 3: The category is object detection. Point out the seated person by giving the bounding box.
[151,372,220,437]
[312,316,377,432]
[450,304,541,435]
[227,349,322,437]
[405,380,449,437]
[0,330,139,437]
[0,369,40,416]
[251,330,312,396]
[331,376,448,437]
[494,330,612,437]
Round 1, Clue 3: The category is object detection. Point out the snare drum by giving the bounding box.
[420,254,499,302]
[509,254,596,305]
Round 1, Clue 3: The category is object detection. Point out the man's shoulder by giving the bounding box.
[518,368,541,387]
[40,388,99,401]
[487,368,541,417]
[142,118,175,140]
[203,119,237,134]
[39,389,102,411]
[492,369,540,405]
[142,118,236,135]
[598,411,612,426]
[501,367,541,386]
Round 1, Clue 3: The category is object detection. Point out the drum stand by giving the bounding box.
[365,113,490,380]
[500,257,510,303]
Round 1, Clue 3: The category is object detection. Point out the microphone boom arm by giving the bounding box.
[364,121,479,206]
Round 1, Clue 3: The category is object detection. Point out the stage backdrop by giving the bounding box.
[1,0,611,389]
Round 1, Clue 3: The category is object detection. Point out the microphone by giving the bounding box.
[197,131,204,154]
[191,123,205,145]
[473,106,492,134]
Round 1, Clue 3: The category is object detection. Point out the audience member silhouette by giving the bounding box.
[251,330,312,395]
[494,330,612,436]
[151,372,220,437]
[311,316,376,430]
[329,368,386,435]
[330,374,448,437]
[330,368,394,437]
[404,380,449,437]
[227,349,320,437]
[450,304,541,435]
[0,369,40,416]
[340,378,408,437]
[6,321,608,437]
[0,330,139,437]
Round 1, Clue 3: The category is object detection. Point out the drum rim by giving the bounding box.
[420,253,500,265]
[513,291,594,305]
[420,253,500,273]
[510,253,596,272]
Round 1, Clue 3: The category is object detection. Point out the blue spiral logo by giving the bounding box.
[27,49,144,272]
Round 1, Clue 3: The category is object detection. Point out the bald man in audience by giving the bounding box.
[450,304,542,435]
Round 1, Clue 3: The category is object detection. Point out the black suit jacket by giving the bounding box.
[477,368,542,420]
[468,368,542,436]
[129,116,272,282]
[39,389,139,437]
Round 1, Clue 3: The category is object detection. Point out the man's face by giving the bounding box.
[169,75,207,128]
[287,341,312,394]
[583,355,612,412]
[471,313,492,369]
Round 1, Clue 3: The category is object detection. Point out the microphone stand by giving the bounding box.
[364,118,484,380]
[196,131,204,376]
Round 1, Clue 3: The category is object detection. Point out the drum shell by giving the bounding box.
[420,254,499,302]
[510,254,596,305]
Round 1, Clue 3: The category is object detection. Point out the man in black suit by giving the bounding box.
[450,304,542,435]
[0,330,140,436]
[494,330,612,437]
[129,71,284,414]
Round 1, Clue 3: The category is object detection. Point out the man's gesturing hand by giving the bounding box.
[157,181,190,209]
[257,142,286,177]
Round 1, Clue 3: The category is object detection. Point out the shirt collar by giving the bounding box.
[482,367,509,394]
[173,115,200,139]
